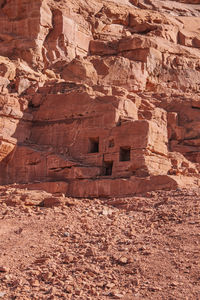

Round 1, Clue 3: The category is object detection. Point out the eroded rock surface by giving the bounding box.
[0,0,200,197]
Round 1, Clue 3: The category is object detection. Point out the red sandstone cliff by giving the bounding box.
[0,0,200,197]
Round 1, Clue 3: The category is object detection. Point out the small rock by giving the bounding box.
[62,254,74,264]
[24,200,36,206]
[41,271,53,281]
[14,227,23,234]
[0,292,6,298]
[148,286,162,292]
[0,266,9,273]
[106,282,115,289]
[114,294,124,299]
[34,257,49,264]
[121,294,136,300]
[102,207,113,216]
[64,285,74,294]
[4,274,12,281]
[31,279,40,287]
[39,197,64,208]
[119,257,128,264]
[48,286,57,294]
[170,281,179,287]
[63,232,70,237]
[109,290,124,299]
[65,198,76,207]
[5,197,22,207]
[85,247,95,257]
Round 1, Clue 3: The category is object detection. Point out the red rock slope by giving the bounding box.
[0,0,200,197]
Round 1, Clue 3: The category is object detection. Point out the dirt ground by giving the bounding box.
[0,186,199,300]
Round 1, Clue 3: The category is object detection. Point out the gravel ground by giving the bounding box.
[0,186,199,300]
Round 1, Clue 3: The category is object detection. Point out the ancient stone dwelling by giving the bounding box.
[0,0,200,197]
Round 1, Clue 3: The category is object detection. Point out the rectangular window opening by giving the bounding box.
[89,137,99,153]
[120,147,131,161]
[103,161,113,176]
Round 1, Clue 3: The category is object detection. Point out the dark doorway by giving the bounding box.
[103,161,113,176]
[120,147,131,161]
[89,137,99,153]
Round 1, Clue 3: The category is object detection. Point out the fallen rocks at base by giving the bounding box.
[0,187,199,299]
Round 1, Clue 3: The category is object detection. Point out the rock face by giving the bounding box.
[0,0,200,197]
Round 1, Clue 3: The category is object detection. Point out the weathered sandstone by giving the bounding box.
[0,0,200,197]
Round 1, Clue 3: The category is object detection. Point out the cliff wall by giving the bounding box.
[0,0,200,196]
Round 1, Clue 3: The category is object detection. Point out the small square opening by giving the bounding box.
[120,147,131,161]
[103,161,113,176]
[89,137,99,153]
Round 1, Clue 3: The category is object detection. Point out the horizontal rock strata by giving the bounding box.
[0,0,200,196]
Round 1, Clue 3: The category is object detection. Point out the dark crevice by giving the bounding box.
[183,136,200,141]
[191,106,200,110]
[49,166,72,171]
[27,161,41,166]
